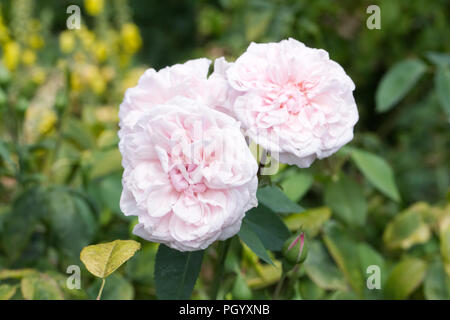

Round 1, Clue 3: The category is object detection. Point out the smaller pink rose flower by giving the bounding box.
[226,38,359,168]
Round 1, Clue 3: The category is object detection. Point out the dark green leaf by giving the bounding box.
[257,186,304,214]
[238,220,274,265]
[1,188,48,261]
[154,245,204,300]
[47,189,97,259]
[243,205,290,251]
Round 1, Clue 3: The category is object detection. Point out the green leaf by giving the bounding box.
[304,240,347,291]
[424,257,450,300]
[351,148,400,202]
[257,186,304,214]
[243,205,290,251]
[89,149,122,179]
[284,207,331,236]
[358,243,385,299]
[88,274,134,300]
[435,67,450,117]
[125,244,158,286]
[383,203,431,250]
[47,189,97,258]
[21,274,64,300]
[323,221,365,297]
[385,258,427,299]
[280,171,313,202]
[62,118,96,150]
[376,59,427,113]
[0,284,17,300]
[238,220,274,265]
[98,173,122,214]
[324,174,367,227]
[154,244,204,300]
[80,239,141,278]
[426,52,450,67]
[1,187,48,261]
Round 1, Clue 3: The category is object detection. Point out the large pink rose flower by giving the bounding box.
[226,38,359,168]
[119,96,258,251]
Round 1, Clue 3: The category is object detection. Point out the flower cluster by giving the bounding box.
[119,38,359,251]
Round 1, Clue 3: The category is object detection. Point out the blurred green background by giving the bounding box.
[0,0,449,300]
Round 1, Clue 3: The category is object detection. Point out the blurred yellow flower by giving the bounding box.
[70,72,82,92]
[85,0,104,16]
[31,68,46,85]
[59,31,75,54]
[37,109,57,135]
[22,49,36,66]
[120,23,142,55]
[94,42,108,62]
[3,41,21,71]
[29,34,44,49]
[0,23,9,43]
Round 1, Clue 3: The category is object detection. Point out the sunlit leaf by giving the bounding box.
[21,274,64,300]
[80,239,141,278]
[385,258,427,299]
[0,284,17,300]
[284,207,331,236]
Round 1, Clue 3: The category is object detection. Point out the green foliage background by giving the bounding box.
[0,0,449,300]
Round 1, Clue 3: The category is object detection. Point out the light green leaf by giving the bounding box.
[424,257,450,300]
[383,203,431,250]
[284,207,331,236]
[243,205,291,251]
[257,186,304,214]
[0,269,37,280]
[89,149,122,179]
[358,243,385,299]
[62,118,96,150]
[376,59,427,112]
[238,220,274,265]
[0,284,17,300]
[80,239,141,278]
[21,274,64,300]
[435,67,450,117]
[385,258,427,299]
[351,148,400,202]
[280,172,313,202]
[427,52,450,67]
[323,221,365,297]
[154,244,204,300]
[304,240,347,291]
[324,174,367,227]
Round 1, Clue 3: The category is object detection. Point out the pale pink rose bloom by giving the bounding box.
[119,97,258,251]
[226,38,359,168]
